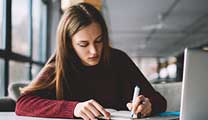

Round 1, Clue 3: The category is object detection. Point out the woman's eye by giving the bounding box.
[95,38,103,43]
[78,42,88,47]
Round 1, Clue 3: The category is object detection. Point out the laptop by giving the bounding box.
[180,48,208,120]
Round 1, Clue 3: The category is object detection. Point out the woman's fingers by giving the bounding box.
[127,96,152,117]
[126,102,132,110]
[85,101,101,117]
[132,95,145,113]
[141,98,152,117]
[90,100,110,119]
[74,101,96,119]
[83,106,98,119]
[141,107,151,117]
[79,111,90,120]
[74,99,110,120]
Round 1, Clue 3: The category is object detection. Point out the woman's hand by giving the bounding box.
[126,95,152,117]
[74,99,110,120]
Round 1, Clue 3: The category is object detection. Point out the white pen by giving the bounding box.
[130,86,140,118]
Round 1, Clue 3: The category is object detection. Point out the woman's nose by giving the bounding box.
[89,45,97,55]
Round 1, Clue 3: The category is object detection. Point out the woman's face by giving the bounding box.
[72,22,103,66]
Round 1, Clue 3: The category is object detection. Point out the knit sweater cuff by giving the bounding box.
[60,101,79,118]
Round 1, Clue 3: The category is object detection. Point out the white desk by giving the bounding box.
[0,112,178,120]
[0,112,80,120]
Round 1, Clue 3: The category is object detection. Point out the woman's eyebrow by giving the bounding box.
[77,34,102,42]
[94,34,102,40]
[77,40,88,43]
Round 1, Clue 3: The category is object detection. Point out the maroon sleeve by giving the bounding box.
[15,94,78,118]
[15,60,79,118]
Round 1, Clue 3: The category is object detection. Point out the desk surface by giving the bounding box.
[0,112,77,120]
[0,112,178,120]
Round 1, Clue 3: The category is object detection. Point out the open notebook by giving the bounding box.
[98,109,179,120]
[98,109,132,120]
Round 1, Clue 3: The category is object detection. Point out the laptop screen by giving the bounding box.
[180,48,208,120]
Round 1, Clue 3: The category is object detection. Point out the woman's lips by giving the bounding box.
[88,56,99,60]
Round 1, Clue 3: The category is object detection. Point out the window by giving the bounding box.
[0,0,48,96]
[0,59,4,97]
[12,0,29,56]
[0,0,3,48]
[32,0,47,62]
[9,61,29,83]
[32,64,41,79]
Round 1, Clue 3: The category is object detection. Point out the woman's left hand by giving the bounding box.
[126,95,152,117]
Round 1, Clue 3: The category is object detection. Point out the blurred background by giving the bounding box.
[0,0,208,97]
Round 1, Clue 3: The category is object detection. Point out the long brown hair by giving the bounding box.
[21,3,110,100]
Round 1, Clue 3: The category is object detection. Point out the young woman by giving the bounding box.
[15,3,166,120]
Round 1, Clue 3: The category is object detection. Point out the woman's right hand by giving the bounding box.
[74,99,110,120]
